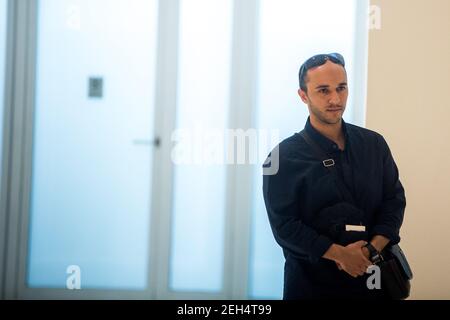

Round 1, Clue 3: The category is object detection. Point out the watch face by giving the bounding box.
[371,254,381,264]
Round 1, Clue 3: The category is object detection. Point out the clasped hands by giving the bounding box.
[334,240,373,278]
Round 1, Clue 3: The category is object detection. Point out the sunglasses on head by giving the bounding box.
[299,53,345,82]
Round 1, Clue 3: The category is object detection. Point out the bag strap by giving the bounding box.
[299,130,355,204]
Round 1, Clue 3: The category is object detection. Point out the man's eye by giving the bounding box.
[319,89,329,94]
[337,86,347,92]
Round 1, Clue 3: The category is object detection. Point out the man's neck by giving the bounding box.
[310,116,344,144]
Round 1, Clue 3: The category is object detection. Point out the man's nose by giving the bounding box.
[329,91,341,105]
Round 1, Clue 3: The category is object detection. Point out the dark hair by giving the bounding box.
[298,53,346,92]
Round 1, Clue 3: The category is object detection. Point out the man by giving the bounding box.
[262,53,406,299]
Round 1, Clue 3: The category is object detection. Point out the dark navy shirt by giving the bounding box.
[263,117,406,299]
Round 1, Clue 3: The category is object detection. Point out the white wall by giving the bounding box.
[366,0,450,300]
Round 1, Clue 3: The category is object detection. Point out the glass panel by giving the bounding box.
[0,0,7,184]
[28,0,158,289]
[169,0,233,292]
[249,0,359,298]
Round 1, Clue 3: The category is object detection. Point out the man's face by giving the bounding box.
[298,60,348,125]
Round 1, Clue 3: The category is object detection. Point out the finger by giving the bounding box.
[362,264,371,272]
[349,270,359,278]
[362,260,372,267]
[356,266,365,275]
[354,240,368,248]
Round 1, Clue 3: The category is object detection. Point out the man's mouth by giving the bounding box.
[327,108,342,112]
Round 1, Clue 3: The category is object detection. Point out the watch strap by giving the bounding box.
[364,243,382,264]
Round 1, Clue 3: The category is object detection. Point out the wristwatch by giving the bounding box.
[364,243,382,264]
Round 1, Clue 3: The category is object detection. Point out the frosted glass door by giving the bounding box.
[27,0,158,289]
[169,0,233,292]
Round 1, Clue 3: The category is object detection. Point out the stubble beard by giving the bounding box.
[309,103,345,125]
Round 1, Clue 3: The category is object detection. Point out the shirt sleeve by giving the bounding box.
[262,146,334,263]
[371,136,406,244]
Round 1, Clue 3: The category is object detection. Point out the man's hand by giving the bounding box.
[324,241,372,278]
[361,246,370,260]
[338,241,373,277]
[336,237,389,272]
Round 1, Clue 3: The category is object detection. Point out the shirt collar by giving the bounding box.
[304,116,349,153]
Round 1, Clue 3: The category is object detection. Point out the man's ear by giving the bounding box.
[298,88,309,104]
